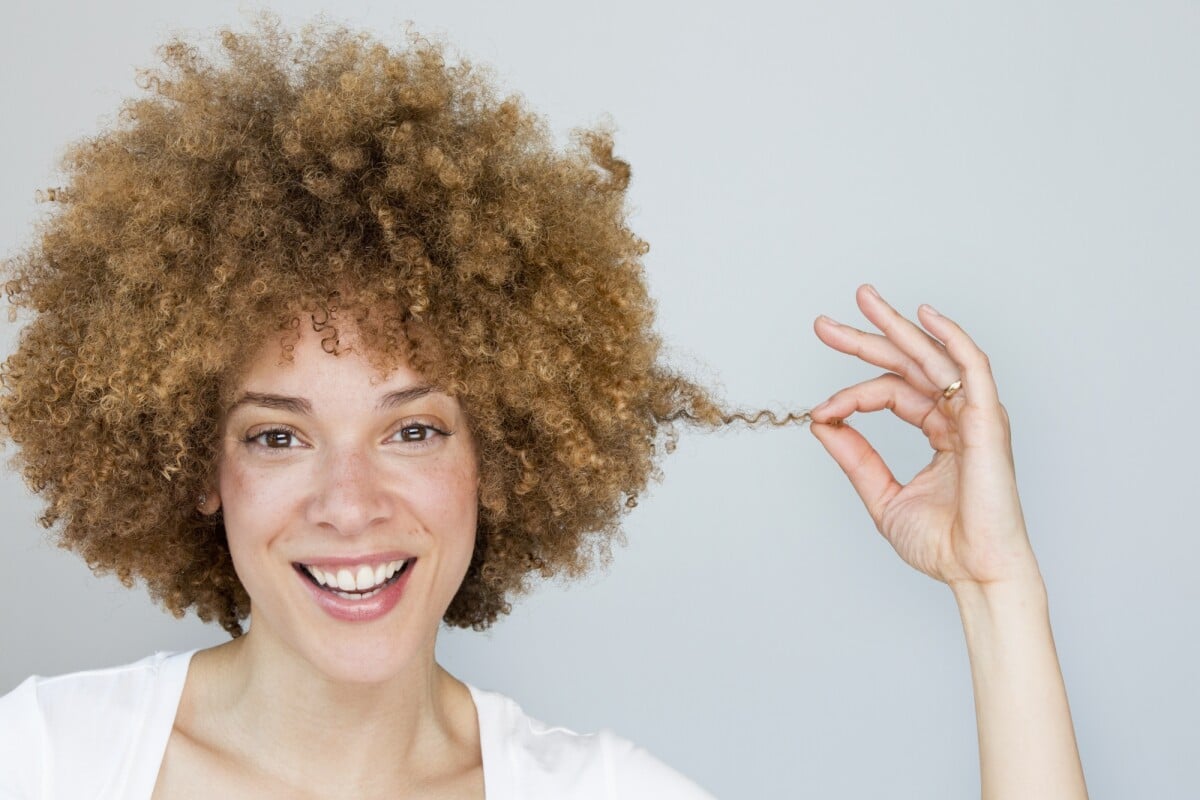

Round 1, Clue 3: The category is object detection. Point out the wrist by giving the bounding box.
[950,575,1051,653]
[949,551,1047,612]
[951,572,1047,607]
[950,572,1053,676]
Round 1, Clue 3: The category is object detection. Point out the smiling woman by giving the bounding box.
[0,13,757,795]
[0,10,1087,800]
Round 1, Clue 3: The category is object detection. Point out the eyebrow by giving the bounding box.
[225,385,437,417]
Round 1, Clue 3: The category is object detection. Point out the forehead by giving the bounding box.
[222,311,433,411]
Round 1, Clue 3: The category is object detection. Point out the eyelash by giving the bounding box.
[243,422,452,453]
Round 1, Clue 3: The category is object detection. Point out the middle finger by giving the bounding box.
[855,284,960,393]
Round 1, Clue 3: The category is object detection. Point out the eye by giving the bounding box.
[244,426,302,450]
[390,422,450,448]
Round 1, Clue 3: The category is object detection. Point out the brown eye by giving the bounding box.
[245,427,299,449]
[398,425,428,442]
[391,423,449,447]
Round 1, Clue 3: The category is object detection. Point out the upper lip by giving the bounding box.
[292,551,415,567]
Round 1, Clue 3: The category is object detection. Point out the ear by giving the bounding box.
[197,485,222,516]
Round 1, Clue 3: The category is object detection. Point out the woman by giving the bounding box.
[0,14,1087,799]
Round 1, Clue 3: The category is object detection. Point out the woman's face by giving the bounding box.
[210,315,479,683]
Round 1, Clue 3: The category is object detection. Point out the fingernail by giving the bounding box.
[816,314,842,327]
[864,284,880,297]
[921,304,941,316]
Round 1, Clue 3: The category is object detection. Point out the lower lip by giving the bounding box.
[296,561,415,623]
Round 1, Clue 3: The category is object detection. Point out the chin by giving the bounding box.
[319,657,410,686]
[299,628,433,686]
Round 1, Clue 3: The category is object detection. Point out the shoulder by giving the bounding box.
[6,650,179,733]
[469,684,716,799]
[0,673,45,797]
[0,650,195,799]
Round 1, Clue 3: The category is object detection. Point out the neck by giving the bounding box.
[194,625,478,792]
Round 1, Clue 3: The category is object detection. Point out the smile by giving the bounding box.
[296,559,412,599]
[292,557,417,622]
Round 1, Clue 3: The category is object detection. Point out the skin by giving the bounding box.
[808,284,1088,799]
[155,284,1088,798]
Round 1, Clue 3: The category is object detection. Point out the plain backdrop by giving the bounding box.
[1,2,1197,798]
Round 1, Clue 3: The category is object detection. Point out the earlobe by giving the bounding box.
[197,488,222,515]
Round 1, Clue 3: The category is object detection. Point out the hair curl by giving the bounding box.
[0,13,806,638]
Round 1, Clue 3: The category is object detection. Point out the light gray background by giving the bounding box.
[1,2,1196,797]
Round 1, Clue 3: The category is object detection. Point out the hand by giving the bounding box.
[809,284,1042,591]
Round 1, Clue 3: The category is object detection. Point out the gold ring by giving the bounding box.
[942,379,963,399]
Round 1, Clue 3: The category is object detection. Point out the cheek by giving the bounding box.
[217,459,294,548]
[416,461,479,539]
[407,460,479,591]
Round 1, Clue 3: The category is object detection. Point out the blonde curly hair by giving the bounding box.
[0,13,803,637]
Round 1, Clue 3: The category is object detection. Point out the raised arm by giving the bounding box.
[807,284,1087,799]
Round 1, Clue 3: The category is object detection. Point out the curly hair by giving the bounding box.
[0,13,805,638]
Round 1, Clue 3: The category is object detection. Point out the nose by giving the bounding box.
[305,444,392,537]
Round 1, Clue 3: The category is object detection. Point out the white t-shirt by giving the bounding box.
[0,649,715,799]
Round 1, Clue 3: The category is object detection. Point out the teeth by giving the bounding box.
[355,565,375,590]
[331,585,386,600]
[303,560,406,594]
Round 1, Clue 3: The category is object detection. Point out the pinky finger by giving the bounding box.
[916,305,1001,409]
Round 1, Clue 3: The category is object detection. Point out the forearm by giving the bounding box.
[951,575,1088,800]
